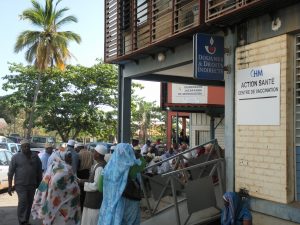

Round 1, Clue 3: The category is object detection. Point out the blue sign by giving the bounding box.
[193,33,224,80]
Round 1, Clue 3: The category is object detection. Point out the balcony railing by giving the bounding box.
[205,0,299,23]
[206,0,255,22]
[105,0,299,63]
[105,0,204,63]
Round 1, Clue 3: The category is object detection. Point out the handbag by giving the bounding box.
[122,176,142,201]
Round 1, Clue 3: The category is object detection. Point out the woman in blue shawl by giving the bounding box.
[221,192,252,225]
[98,143,145,225]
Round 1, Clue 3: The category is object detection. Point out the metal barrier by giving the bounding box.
[141,139,225,225]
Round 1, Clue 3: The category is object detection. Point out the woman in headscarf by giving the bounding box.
[31,150,81,225]
[221,192,252,225]
[97,143,146,225]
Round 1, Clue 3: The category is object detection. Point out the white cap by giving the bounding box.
[95,144,107,155]
[67,139,75,147]
[111,145,116,150]
[75,143,84,148]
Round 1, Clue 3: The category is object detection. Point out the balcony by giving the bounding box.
[105,0,205,64]
[206,0,299,24]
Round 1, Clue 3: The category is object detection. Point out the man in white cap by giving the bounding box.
[80,144,107,225]
[8,139,42,225]
[75,142,85,153]
[66,139,79,174]
[39,143,54,174]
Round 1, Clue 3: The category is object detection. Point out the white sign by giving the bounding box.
[172,84,208,104]
[236,63,280,125]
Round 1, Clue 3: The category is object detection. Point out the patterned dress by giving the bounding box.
[31,157,81,225]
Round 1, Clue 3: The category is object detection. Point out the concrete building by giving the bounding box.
[104,0,300,224]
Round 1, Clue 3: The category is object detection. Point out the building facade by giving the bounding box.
[104,0,300,224]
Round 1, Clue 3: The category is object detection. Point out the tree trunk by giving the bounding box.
[72,128,81,140]
[26,73,42,139]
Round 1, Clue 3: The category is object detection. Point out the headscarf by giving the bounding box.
[221,192,252,225]
[98,143,141,225]
[31,154,81,225]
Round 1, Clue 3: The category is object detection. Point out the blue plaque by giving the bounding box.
[193,33,224,80]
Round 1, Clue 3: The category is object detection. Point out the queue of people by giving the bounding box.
[7,138,251,225]
[7,139,147,225]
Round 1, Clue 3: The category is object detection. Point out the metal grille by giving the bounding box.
[295,35,300,200]
[105,0,120,61]
[206,0,258,22]
[296,35,300,145]
[205,0,299,24]
[195,130,210,146]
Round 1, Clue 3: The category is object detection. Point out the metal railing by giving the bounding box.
[205,0,258,22]
[141,139,225,225]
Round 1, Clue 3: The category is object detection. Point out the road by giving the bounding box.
[0,190,41,225]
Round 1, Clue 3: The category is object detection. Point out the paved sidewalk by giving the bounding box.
[0,191,41,225]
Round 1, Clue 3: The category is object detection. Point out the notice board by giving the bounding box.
[236,63,281,125]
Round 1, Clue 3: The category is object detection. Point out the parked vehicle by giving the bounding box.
[17,144,21,152]
[9,133,21,138]
[30,136,55,148]
[0,136,14,143]
[0,142,19,154]
[6,136,23,143]
[0,149,13,190]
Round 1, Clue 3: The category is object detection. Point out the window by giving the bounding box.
[137,0,148,25]
[121,0,131,31]
[32,137,47,143]
[0,143,8,150]
[9,144,18,154]
[195,130,210,146]
[5,151,13,163]
[0,152,7,166]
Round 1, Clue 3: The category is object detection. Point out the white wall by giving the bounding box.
[190,113,224,148]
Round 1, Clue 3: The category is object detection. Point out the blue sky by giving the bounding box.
[0,0,160,102]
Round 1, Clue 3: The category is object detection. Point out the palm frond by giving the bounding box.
[45,0,55,29]
[25,42,39,63]
[14,31,41,53]
[21,9,44,27]
[30,0,43,13]
[57,31,81,44]
[56,15,78,28]
[54,8,69,21]
[52,49,66,70]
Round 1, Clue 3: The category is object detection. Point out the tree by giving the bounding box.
[0,96,16,124]
[131,96,166,143]
[2,61,118,141]
[14,0,81,139]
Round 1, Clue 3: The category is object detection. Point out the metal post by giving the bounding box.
[171,176,181,225]
[120,77,132,143]
[210,115,215,140]
[140,175,152,214]
[224,26,237,192]
[176,112,179,143]
[117,65,123,143]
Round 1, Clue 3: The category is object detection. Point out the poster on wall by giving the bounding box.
[236,63,280,125]
[172,84,208,104]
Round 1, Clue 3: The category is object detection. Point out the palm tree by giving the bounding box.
[15,0,81,139]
